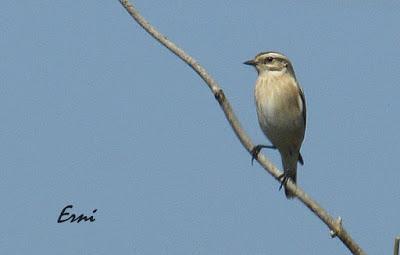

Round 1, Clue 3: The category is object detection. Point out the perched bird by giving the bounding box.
[244,51,306,199]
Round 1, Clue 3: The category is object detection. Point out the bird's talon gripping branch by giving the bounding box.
[251,144,276,165]
[278,172,289,191]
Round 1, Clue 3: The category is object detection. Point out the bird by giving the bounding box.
[244,51,306,199]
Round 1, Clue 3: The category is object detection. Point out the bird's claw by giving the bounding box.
[250,144,276,165]
[278,173,289,191]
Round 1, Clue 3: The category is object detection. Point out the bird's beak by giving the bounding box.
[243,59,256,66]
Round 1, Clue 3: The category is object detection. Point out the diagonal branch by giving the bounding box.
[117,1,366,254]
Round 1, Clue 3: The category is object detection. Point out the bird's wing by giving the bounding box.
[298,84,306,127]
[297,84,306,165]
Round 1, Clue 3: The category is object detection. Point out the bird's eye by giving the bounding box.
[264,57,273,63]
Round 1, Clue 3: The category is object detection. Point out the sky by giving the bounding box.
[1,1,400,254]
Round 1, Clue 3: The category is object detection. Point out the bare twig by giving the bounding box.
[117,1,366,254]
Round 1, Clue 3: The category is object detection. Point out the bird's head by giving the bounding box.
[244,51,294,76]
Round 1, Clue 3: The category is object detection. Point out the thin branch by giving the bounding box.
[117,1,366,254]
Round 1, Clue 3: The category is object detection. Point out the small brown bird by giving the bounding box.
[244,51,306,198]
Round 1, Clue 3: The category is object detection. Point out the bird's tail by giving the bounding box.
[282,152,298,199]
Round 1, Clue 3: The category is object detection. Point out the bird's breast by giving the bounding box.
[254,73,304,147]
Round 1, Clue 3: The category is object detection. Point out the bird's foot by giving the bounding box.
[278,172,290,191]
[251,144,276,165]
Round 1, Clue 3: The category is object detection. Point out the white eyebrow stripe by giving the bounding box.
[256,52,289,62]
[268,52,289,61]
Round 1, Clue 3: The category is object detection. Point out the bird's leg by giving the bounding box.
[278,172,289,191]
[251,144,276,165]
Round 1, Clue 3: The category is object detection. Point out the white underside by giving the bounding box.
[254,71,305,153]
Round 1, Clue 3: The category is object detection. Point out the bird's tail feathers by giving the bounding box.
[282,153,298,199]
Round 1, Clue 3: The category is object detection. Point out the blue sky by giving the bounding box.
[1,1,400,254]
